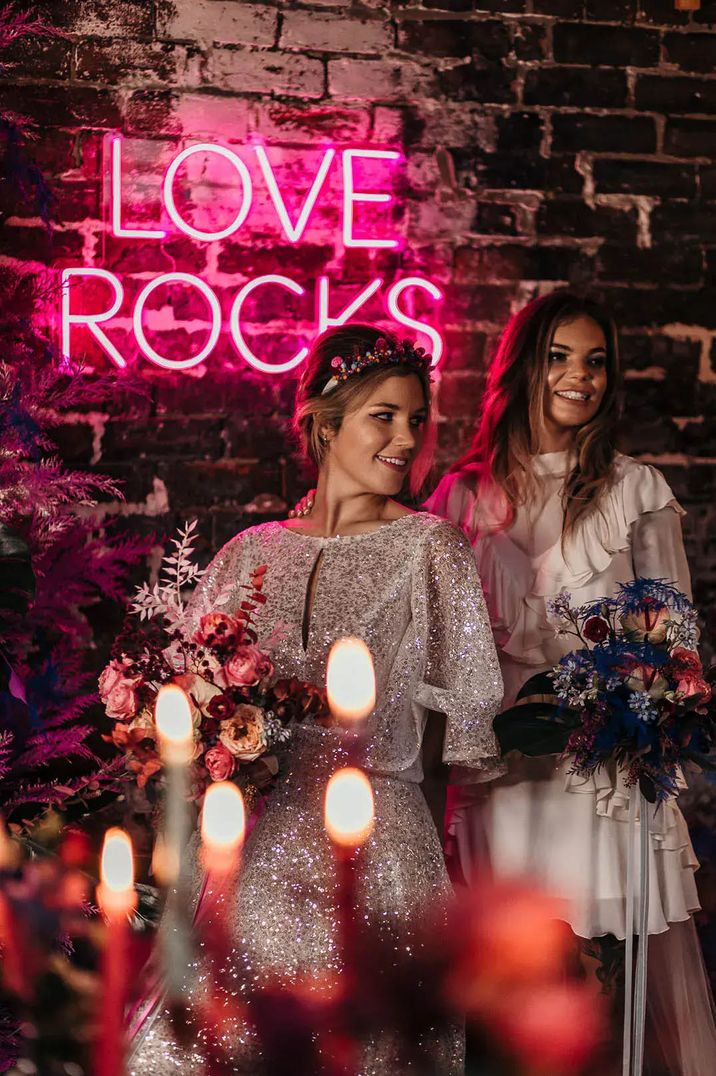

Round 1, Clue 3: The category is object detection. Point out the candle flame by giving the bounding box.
[324,767,375,848]
[326,637,375,724]
[155,684,194,763]
[201,781,246,854]
[100,828,134,892]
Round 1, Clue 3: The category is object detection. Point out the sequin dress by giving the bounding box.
[130,513,504,1075]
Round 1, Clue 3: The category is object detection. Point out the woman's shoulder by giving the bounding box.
[608,452,681,514]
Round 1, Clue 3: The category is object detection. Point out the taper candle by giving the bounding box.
[95,828,136,1076]
[326,638,376,727]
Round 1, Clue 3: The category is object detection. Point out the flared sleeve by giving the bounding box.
[631,504,692,600]
[183,532,249,634]
[412,518,505,780]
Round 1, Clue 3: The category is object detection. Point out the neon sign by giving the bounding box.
[61,135,445,374]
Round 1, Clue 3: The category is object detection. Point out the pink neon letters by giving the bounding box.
[61,137,444,373]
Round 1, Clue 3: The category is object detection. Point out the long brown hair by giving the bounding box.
[452,291,620,535]
[293,324,435,497]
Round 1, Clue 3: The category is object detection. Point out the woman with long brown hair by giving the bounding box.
[426,290,716,1074]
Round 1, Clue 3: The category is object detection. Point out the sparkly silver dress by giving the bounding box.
[130,514,503,1075]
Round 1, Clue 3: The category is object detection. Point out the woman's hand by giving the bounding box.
[288,489,316,518]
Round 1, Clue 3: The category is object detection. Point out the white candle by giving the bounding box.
[324,767,375,849]
[326,638,376,726]
[95,828,136,1076]
[201,781,246,876]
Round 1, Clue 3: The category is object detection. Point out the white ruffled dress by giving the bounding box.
[427,451,700,939]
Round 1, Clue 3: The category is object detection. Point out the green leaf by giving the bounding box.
[493,702,576,757]
[0,523,35,620]
[515,671,556,702]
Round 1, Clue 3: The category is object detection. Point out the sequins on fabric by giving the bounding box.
[129,514,504,1074]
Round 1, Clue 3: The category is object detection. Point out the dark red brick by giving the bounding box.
[473,201,527,236]
[553,23,660,66]
[537,198,638,241]
[0,225,83,265]
[511,21,548,60]
[217,243,334,277]
[635,75,716,115]
[437,372,485,418]
[651,202,716,243]
[397,18,510,59]
[551,113,657,153]
[454,243,594,283]
[0,85,122,128]
[496,111,543,152]
[584,0,637,19]
[597,243,703,285]
[76,41,196,85]
[637,0,691,27]
[0,35,71,79]
[523,67,628,108]
[437,62,515,103]
[125,91,182,135]
[592,159,697,199]
[663,32,716,74]
[664,119,716,160]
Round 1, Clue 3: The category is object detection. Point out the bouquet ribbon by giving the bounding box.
[622,786,650,1076]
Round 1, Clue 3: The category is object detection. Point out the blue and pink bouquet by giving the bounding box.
[494,579,716,802]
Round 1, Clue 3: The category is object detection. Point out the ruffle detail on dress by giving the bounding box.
[490,456,684,667]
[562,763,694,856]
[533,455,684,600]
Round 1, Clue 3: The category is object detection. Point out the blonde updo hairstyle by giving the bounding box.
[293,324,435,497]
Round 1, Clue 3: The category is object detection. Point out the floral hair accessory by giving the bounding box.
[320,337,433,396]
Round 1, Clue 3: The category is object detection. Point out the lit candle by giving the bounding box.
[326,637,376,727]
[155,684,193,883]
[155,684,194,1000]
[200,781,246,877]
[324,768,375,1074]
[95,828,136,1076]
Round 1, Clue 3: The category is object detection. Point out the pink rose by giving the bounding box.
[172,672,222,725]
[99,659,141,720]
[223,646,273,688]
[193,612,241,647]
[219,704,266,761]
[673,674,711,703]
[204,743,235,782]
[621,602,670,643]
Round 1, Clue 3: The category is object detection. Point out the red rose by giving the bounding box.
[670,648,703,676]
[673,673,711,703]
[193,612,241,648]
[204,743,235,781]
[583,616,609,643]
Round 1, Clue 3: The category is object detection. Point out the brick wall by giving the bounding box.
[2,0,716,640]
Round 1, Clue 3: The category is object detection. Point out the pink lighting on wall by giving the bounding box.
[110,136,166,240]
[61,267,127,369]
[254,145,336,244]
[59,137,445,373]
[386,278,445,366]
[317,276,384,333]
[133,273,222,371]
[229,275,309,374]
[163,143,253,242]
[342,149,400,249]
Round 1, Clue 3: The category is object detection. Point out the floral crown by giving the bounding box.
[320,337,433,396]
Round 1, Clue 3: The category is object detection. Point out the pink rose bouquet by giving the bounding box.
[99,522,330,801]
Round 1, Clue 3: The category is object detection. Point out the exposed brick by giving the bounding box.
[496,111,543,152]
[592,158,697,198]
[443,283,514,322]
[157,1,277,47]
[217,243,334,277]
[329,58,434,102]
[537,197,638,240]
[53,181,102,223]
[597,243,703,284]
[523,67,628,109]
[636,0,691,27]
[663,32,716,74]
[534,0,584,14]
[0,226,84,265]
[441,330,488,372]
[620,333,701,376]
[66,0,154,39]
[454,242,594,283]
[76,41,200,87]
[553,23,660,67]
[664,119,716,160]
[282,11,392,53]
[437,372,486,418]
[0,85,122,129]
[477,153,584,194]
[397,18,510,59]
[125,90,182,135]
[551,113,657,153]
[512,21,549,60]
[473,201,528,236]
[437,61,515,103]
[635,75,716,116]
[102,236,207,275]
[651,202,716,243]
[584,0,637,19]
[0,35,71,79]
[210,48,325,99]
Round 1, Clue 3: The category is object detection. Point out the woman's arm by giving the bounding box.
[630,505,692,599]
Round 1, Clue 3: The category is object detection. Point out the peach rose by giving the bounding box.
[204,743,235,781]
[172,672,222,725]
[219,704,266,761]
[673,674,711,703]
[99,659,141,720]
[193,611,241,647]
[621,602,671,643]
[223,645,273,688]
